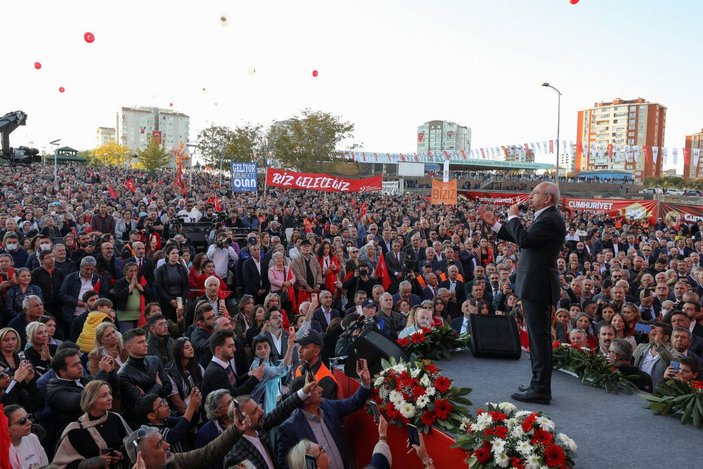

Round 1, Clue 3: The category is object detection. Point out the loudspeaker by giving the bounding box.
[344,328,409,377]
[469,314,521,359]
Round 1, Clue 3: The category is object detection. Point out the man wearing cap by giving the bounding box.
[292,329,338,400]
[361,298,396,339]
[291,239,323,306]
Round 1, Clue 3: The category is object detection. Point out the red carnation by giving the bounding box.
[434,398,453,420]
[544,444,567,467]
[521,414,537,432]
[421,410,436,426]
[398,337,411,347]
[489,411,507,422]
[425,363,440,375]
[493,425,508,439]
[412,385,426,399]
[692,380,703,390]
[434,375,452,394]
[531,428,554,446]
[552,340,562,349]
[475,447,492,464]
[511,457,525,469]
[411,333,425,344]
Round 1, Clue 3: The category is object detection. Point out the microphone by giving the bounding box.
[517,203,528,212]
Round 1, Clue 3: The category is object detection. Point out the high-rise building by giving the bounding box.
[96,127,116,146]
[417,120,471,154]
[559,150,575,175]
[575,98,666,182]
[504,145,534,163]
[684,129,703,180]
[120,107,189,154]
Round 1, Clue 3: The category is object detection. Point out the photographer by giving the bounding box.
[206,232,239,281]
[342,263,377,304]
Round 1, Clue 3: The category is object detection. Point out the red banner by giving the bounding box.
[659,202,703,228]
[265,168,382,192]
[561,198,658,224]
[459,191,529,205]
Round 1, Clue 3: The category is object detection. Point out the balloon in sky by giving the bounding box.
[84,32,95,43]
[59,87,65,93]
[219,15,230,27]
[33,62,42,70]
[169,102,173,107]
[312,70,319,77]
[570,0,579,4]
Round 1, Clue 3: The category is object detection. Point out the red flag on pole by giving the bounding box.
[360,201,368,218]
[376,252,391,291]
[108,186,118,200]
[549,140,554,154]
[214,195,222,212]
[126,178,136,193]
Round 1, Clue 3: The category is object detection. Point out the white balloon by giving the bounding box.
[219,15,230,27]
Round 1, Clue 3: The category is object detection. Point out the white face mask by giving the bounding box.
[40,243,51,252]
[5,243,17,251]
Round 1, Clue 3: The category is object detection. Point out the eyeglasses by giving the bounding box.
[154,398,169,410]
[11,416,29,426]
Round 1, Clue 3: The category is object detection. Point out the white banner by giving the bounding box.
[382,181,400,195]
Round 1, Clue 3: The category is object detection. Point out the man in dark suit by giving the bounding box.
[421,273,440,300]
[201,329,265,399]
[312,289,341,331]
[241,244,270,304]
[403,234,426,264]
[384,241,406,294]
[125,241,155,285]
[392,280,422,307]
[440,265,466,305]
[633,322,672,388]
[223,378,315,469]
[276,358,372,469]
[57,256,109,336]
[479,182,566,405]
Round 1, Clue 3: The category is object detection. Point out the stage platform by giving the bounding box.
[440,351,701,468]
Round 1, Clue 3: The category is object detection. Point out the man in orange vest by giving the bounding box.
[293,329,338,400]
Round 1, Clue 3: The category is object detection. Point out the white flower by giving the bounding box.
[557,433,577,452]
[515,411,533,419]
[389,391,404,405]
[485,401,498,407]
[510,425,525,439]
[459,417,472,431]
[495,452,510,468]
[425,386,436,397]
[398,402,416,418]
[498,402,517,413]
[536,416,555,432]
[410,367,421,378]
[374,376,385,387]
[379,387,390,400]
[475,412,493,429]
[420,375,431,386]
[525,453,541,469]
[416,394,430,409]
[491,440,506,454]
[393,364,407,373]
[516,441,533,456]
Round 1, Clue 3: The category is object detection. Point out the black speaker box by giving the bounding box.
[344,328,409,377]
[469,314,521,359]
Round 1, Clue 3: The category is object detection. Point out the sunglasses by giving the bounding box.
[12,416,29,426]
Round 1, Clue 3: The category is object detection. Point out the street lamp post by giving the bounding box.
[50,139,61,183]
[186,141,198,187]
[541,83,562,184]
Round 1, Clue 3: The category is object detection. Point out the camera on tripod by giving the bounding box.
[0,111,41,167]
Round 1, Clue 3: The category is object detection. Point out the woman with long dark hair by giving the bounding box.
[154,245,189,322]
[164,337,204,415]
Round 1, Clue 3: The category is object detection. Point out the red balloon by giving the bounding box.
[59,87,65,93]
[570,0,579,4]
[33,62,42,70]
[312,70,319,77]
[84,32,95,43]
[169,102,173,107]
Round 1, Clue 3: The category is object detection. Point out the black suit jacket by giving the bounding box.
[384,251,406,279]
[125,256,155,284]
[403,245,426,263]
[312,307,341,331]
[242,258,270,297]
[497,206,566,305]
[201,359,260,398]
[440,279,466,304]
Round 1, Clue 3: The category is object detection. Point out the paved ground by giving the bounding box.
[438,351,702,468]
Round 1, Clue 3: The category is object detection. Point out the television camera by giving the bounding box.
[0,111,42,167]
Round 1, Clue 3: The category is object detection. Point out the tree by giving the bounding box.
[196,126,235,168]
[268,109,357,172]
[226,124,266,165]
[88,142,132,166]
[137,135,170,172]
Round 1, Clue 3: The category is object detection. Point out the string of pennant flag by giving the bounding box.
[339,140,702,168]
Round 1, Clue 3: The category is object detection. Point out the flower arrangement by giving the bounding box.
[551,342,636,394]
[370,357,472,433]
[397,325,470,361]
[454,402,577,469]
[644,379,703,428]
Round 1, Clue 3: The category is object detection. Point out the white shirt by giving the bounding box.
[10,433,48,469]
[206,244,239,278]
[460,317,470,334]
[76,275,94,315]
[640,348,660,376]
[242,433,275,469]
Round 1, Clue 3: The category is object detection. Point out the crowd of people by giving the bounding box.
[0,163,702,468]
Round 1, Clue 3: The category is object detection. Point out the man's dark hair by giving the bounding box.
[38,250,53,262]
[122,328,147,345]
[652,322,672,339]
[135,393,161,420]
[147,314,166,330]
[56,340,80,352]
[195,302,214,323]
[51,348,81,374]
[82,290,99,303]
[668,310,688,323]
[680,356,699,374]
[209,329,234,354]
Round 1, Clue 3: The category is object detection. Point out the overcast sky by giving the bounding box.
[2,0,701,171]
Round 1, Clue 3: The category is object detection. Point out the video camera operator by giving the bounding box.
[342,262,377,305]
